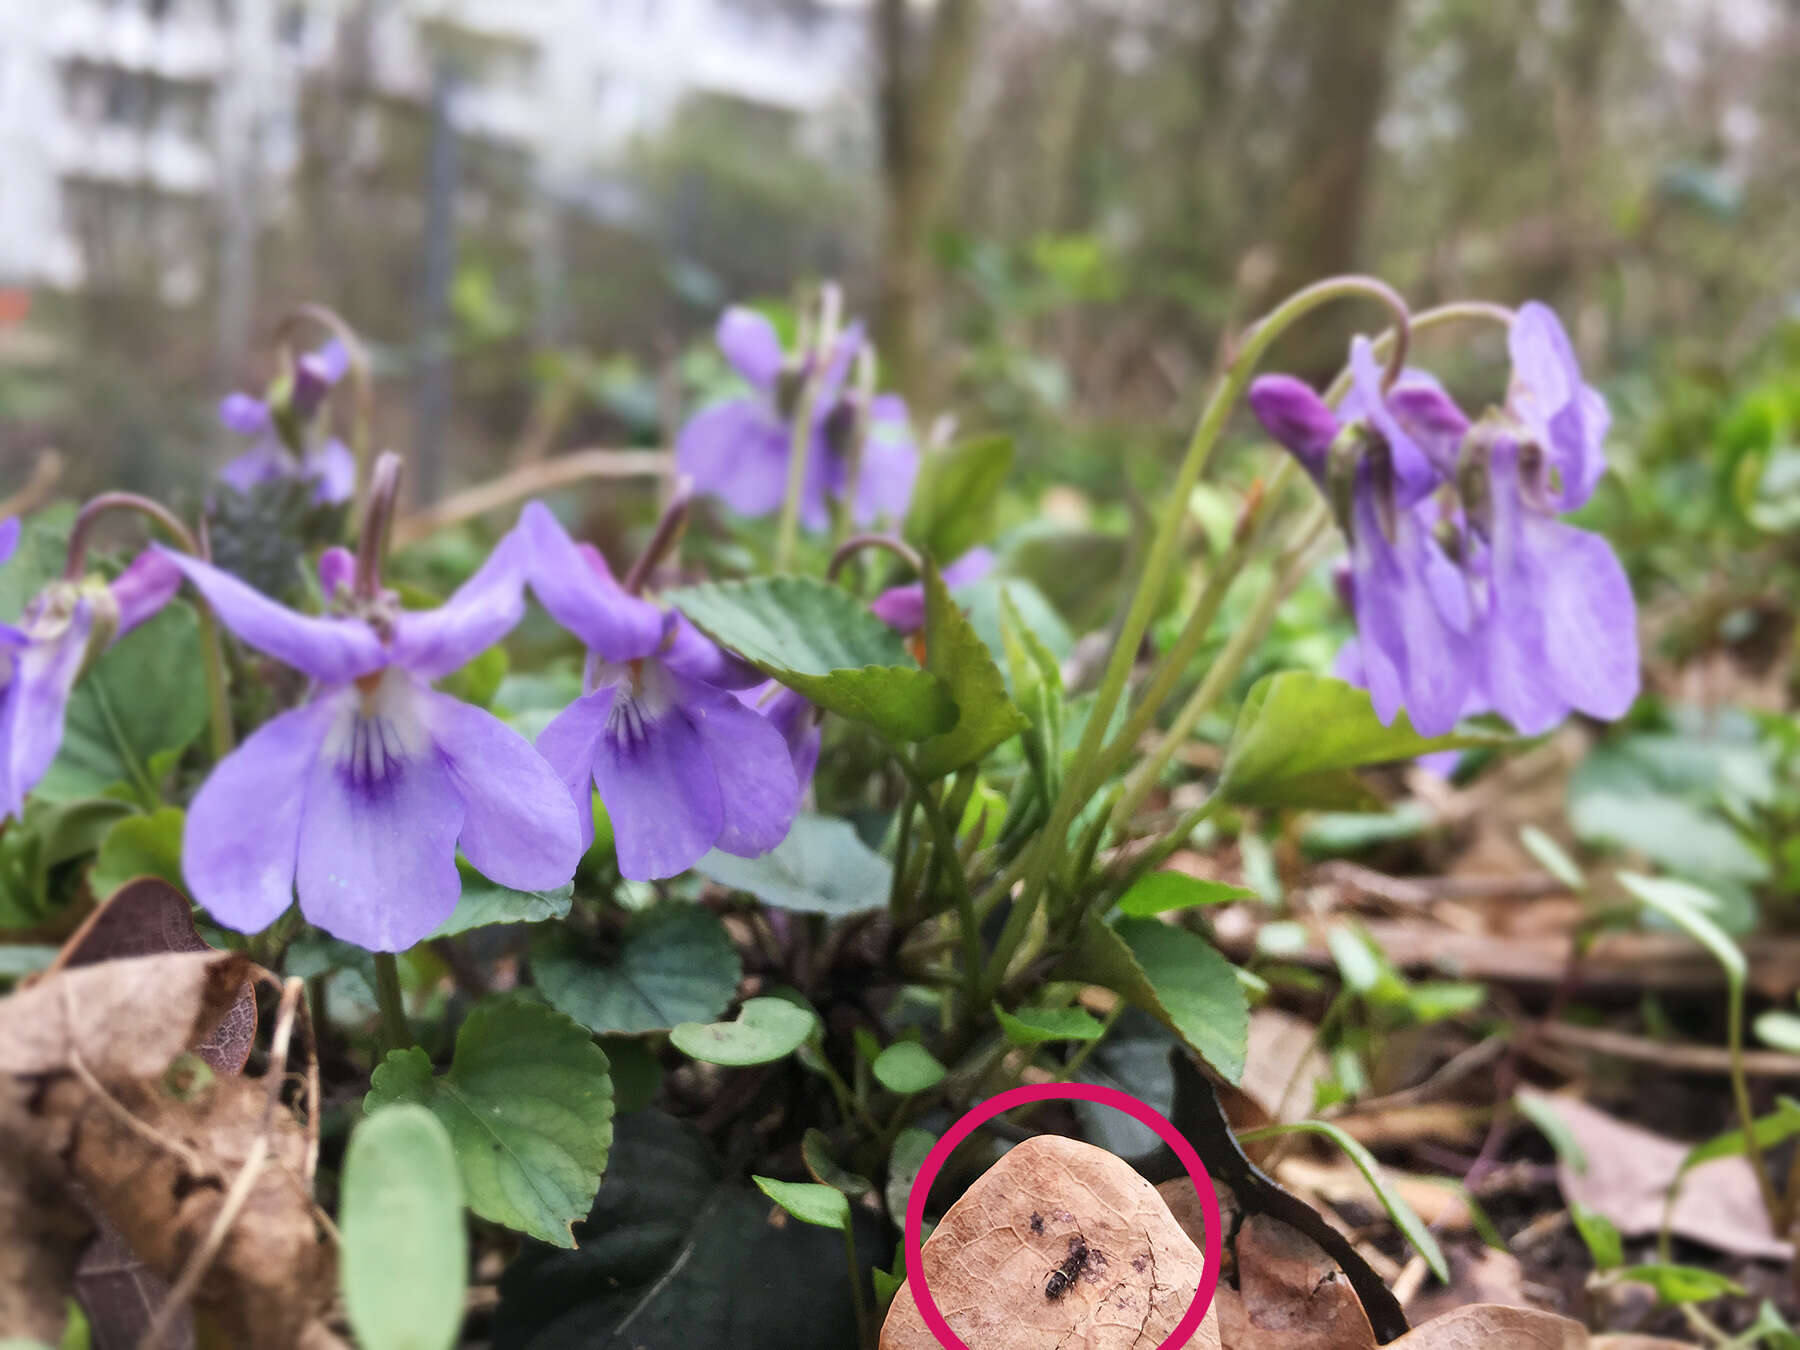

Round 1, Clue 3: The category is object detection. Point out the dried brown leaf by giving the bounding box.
[1217,1214,1377,1350]
[0,951,252,1079]
[1533,1093,1791,1262]
[880,1134,1222,1349]
[1387,1304,1588,1348]
[0,1078,93,1341]
[50,879,256,1073]
[1588,1337,1699,1348]
[44,1069,334,1347]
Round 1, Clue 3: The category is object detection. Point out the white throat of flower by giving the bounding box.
[590,656,676,751]
[325,666,430,791]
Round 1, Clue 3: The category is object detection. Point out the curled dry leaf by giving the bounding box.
[880,1134,1221,1350]
[0,1077,94,1340]
[49,878,257,1073]
[1214,1214,1377,1350]
[34,1068,335,1346]
[1386,1304,1587,1348]
[0,950,252,1079]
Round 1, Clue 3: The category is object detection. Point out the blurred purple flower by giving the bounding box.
[676,307,918,529]
[1251,365,1476,734]
[167,533,580,951]
[870,548,996,635]
[0,523,182,818]
[217,339,355,505]
[1468,433,1638,735]
[739,682,822,789]
[1506,302,1610,510]
[515,502,800,880]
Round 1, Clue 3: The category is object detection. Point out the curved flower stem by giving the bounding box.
[371,951,416,1054]
[774,284,842,572]
[354,452,405,600]
[64,492,235,759]
[826,532,923,585]
[828,349,877,555]
[1000,277,1410,969]
[273,303,376,528]
[1111,504,1333,831]
[1070,456,1300,826]
[622,477,693,595]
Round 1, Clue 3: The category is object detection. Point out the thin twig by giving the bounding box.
[390,448,670,546]
[137,978,306,1350]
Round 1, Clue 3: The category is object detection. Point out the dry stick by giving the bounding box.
[0,449,64,519]
[1534,1020,1800,1078]
[138,977,307,1350]
[390,448,671,547]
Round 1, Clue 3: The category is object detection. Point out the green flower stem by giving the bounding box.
[1110,505,1332,829]
[371,950,415,1055]
[64,492,236,759]
[1072,457,1300,822]
[1009,277,1410,971]
[775,287,842,572]
[891,752,984,1012]
[1726,969,1781,1227]
[842,1217,871,1349]
[829,349,877,555]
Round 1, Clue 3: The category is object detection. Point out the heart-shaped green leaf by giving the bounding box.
[366,996,614,1248]
[994,1003,1106,1048]
[670,996,815,1067]
[668,577,956,742]
[533,903,740,1034]
[870,1041,946,1095]
[753,1177,851,1231]
[1117,872,1256,916]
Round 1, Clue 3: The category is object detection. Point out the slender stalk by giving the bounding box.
[1015,278,1410,957]
[273,303,376,531]
[64,492,235,758]
[842,1220,871,1349]
[1072,458,1297,818]
[774,285,842,571]
[622,480,693,595]
[892,752,983,1012]
[827,532,923,585]
[829,348,878,554]
[1111,506,1332,828]
[354,452,405,600]
[1727,975,1781,1226]
[371,951,415,1055]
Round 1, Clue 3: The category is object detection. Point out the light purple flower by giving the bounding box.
[1251,368,1476,734]
[1506,302,1610,510]
[166,534,581,951]
[870,548,996,635]
[676,307,918,529]
[217,340,355,505]
[0,524,182,818]
[1467,433,1638,735]
[738,682,822,789]
[515,502,800,881]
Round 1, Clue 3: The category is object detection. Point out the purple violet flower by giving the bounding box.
[0,521,182,818]
[870,548,996,635]
[739,682,822,789]
[166,533,581,951]
[1506,302,1610,511]
[1467,432,1638,735]
[1251,363,1477,734]
[1251,304,1638,740]
[676,307,918,529]
[217,339,355,505]
[515,502,801,880]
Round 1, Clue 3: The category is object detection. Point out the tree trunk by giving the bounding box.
[875,0,983,405]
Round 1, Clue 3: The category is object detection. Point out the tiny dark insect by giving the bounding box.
[1044,1240,1090,1301]
[1029,1212,1044,1235]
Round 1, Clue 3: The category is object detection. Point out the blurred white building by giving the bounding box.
[0,0,873,295]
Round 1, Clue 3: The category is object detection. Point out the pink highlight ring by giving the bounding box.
[903,1082,1223,1350]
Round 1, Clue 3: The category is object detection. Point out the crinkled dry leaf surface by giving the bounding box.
[1386,1305,1587,1348]
[880,1134,1221,1350]
[0,949,251,1078]
[0,1077,92,1341]
[50,878,257,1073]
[1532,1093,1791,1262]
[1214,1214,1377,1350]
